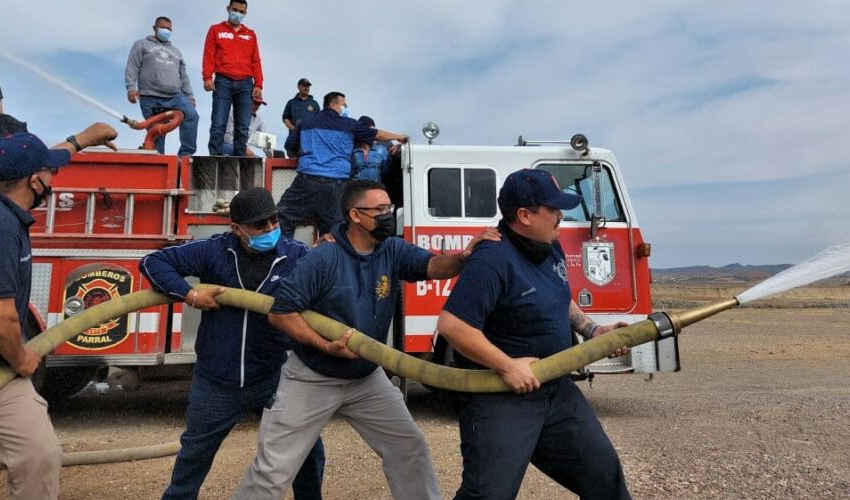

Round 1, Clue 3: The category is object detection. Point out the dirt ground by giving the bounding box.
[2,301,849,499]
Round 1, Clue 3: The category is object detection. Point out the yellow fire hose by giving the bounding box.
[0,286,739,467]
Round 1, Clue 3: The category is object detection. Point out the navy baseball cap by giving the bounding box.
[498,169,582,214]
[0,133,71,181]
[230,187,278,224]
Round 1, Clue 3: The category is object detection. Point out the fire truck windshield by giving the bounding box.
[537,164,625,223]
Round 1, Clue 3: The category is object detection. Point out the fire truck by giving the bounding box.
[26,127,677,404]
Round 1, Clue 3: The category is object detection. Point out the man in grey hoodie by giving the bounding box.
[125,16,199,156]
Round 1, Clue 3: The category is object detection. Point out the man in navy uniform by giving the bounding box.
[437,169,632,500]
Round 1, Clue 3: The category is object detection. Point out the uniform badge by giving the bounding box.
[375,275,391,299]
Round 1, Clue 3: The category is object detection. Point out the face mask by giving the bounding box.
[367,212,396,242]
[30,176,52,210]
[339,106,349,118]
[247,227,280,252]
[156,28,172,42]
[228,10,245,25]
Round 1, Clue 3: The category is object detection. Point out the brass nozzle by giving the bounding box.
[668,297,740,333]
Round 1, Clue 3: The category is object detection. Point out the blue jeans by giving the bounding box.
[162,370,325,500]
[209,75,253,156]
[454,378,630,500]
[139,94,199,156]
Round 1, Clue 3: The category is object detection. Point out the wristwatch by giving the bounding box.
[66,135,82,152]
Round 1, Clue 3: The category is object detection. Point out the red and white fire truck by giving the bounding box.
[26,129,677,404]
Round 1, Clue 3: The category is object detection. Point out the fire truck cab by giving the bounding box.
[27,131,678,404]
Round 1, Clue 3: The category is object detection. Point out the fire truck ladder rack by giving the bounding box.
[36,187,193,241]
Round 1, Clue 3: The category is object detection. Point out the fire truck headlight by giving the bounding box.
[570,134,589,155]
[422,122,440,144]
[64,297,85,317]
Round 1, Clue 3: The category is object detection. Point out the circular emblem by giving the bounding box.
[64,264,134,350]
[307,105,314,112]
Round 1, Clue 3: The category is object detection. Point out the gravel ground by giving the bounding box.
[2,307,848,499]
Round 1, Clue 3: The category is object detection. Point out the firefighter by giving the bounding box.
[277,91,408,239]
[139,187,325,500]
[436,169,632,500]
[203,0,264,156]
[232,180,499,500]
[0,124,117,499]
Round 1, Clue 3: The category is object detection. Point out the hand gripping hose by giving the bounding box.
[0,286,739,466]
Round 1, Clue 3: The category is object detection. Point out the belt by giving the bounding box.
[299,172,348,183]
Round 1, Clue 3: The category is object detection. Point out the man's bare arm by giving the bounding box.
[437,310,540,393]
[0,298,40,376]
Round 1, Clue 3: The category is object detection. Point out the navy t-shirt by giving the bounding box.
[443,238,574,369]
[0,194,35,367]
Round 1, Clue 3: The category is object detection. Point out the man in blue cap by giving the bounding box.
[436,168,632,500]
[0,123,117,499]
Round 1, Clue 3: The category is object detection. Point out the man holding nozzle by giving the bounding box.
[436,169,632,500]
[0,122,117,499]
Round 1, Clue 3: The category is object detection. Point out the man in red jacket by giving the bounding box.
[202,0,263,156]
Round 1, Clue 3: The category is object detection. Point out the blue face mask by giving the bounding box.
[248,227,280,252]
[156,28,172,42]
[228,10,245,25]
[340,106,350,118]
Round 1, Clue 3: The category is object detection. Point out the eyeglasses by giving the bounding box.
[246,214,279,230]
[354,204,394,216]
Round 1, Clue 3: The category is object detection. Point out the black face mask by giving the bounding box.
[367,212,396,242]
[498,219,553,264]
[30,176,52,210]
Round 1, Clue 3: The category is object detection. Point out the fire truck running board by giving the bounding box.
[46,354,164,367]
[163,352,197,365]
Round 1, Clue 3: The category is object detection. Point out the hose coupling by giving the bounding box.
[648,311,676,338]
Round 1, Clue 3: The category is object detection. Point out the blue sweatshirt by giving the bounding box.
[285,108,378,179]
[272,223,433,378]
[139,232,309,387]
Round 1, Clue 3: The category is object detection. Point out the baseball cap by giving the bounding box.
[0,132,71,181]
[297,78,312,86]
[229,187,278,224]
[498,169,582,214]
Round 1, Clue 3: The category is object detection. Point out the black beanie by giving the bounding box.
[229,187,277,224]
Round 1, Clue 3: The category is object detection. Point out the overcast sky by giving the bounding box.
[2,1,848,268]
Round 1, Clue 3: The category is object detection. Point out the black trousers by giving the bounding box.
[277,172,347,238]
[454,377,631,500]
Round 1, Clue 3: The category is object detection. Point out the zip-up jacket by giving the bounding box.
[272,223,433,379]
[125,35,194,98]
[285,108,377,179]
[202,22,263,88]
[139,233,307,387]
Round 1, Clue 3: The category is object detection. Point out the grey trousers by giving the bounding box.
[0,377,61,499]
[233,353,440,500]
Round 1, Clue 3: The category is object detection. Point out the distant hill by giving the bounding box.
[651,263,850,285]
[651,263,792,284]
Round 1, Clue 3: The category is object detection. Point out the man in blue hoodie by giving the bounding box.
[233,180,499,500]
[139,187,324,500]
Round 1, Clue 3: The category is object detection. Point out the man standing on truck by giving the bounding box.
[233,180,499,500]
[0,123,118,499]
[282,78,319,158]
[277,92,408,239]
[436,169,632,500]
[139,187,324,500]
[125,16,199,157]
[203,0,264,156]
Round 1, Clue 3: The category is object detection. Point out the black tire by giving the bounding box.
[25,313,98,408]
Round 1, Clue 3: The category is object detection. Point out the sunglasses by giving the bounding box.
[246,214,279,230]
